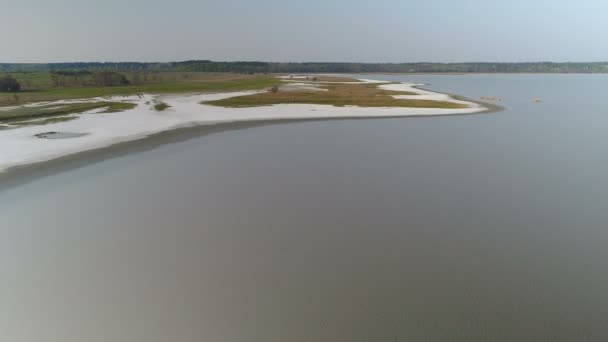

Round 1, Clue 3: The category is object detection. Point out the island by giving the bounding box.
[0,72,489,173]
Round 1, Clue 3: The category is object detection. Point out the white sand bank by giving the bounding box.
[379,83,479,106]
[0,80,487,172]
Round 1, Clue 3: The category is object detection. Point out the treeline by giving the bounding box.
[173,61,608,73]
[2,61,608,73]
[50,71,130,87]
[0,62,171,73]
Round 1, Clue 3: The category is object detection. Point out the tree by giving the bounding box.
[0,75,21,92]
[91,72,130,87]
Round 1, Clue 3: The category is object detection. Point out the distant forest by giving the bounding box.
[2,61,608,74]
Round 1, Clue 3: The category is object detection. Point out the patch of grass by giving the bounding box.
[314,76,361,82]
[103,102,137,113]
[153,102,171,111]
[11,116,79,126]
[0,102,136,123]
[0,74,277,107]
[283,75,361,82]
[204,83,467,109]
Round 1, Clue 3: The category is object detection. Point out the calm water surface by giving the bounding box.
[2,74,608,341]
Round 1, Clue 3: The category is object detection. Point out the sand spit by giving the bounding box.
[378,83,482,107]
[0,80,486,172]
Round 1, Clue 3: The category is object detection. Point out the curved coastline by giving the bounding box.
[0,78,502,186]
[410,83,504,113]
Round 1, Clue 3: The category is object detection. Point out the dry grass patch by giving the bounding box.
[311,76,362,82]
[204,83,468,109]
[282,75,361,82]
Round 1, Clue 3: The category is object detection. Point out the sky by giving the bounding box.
[4,0,608,63]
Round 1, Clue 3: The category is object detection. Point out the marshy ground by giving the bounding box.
[0,72,471,129]
[0,102,137,128]
[205,80,468,109]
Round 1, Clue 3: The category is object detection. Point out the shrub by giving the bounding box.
[0,75,21,92]
[153,102,170,111]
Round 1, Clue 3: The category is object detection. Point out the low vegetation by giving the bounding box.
[283,75,360,82]
[11,116,79,127]
[0,102,137,124]
[102,102,138,113]
[50,71,130,87]
[153,102,170,111]
[0,74,277,106]
[0,71,468,122]
[204,82,467,109]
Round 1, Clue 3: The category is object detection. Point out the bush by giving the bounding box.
[153,102,170,111]
[0,75,21,92]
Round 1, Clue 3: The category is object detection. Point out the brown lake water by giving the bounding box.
[2,74,608,341]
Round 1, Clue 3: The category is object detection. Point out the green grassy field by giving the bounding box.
[7,72,56,88]
[0,73,277,126]
[0,73,277,106]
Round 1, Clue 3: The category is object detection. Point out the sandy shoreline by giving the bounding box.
[0,78,496,181]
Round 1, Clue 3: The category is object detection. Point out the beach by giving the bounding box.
[0,78,488,174]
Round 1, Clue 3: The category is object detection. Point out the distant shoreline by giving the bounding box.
[3,60,608,74]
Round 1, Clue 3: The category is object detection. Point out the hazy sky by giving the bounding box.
[4,0,608,63]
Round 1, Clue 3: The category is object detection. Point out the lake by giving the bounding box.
[2,74,608,341]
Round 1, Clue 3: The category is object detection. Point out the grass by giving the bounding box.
[283,75,361,82]
[103,102,138,113]
[204,82,468,109]
[153,102,171,111]
[7,72,56,88]
[0,102,137,124]
[11,116,79,126]
[1,73,469,120]
[313,76,361,82]
[0,74,277,107]
[0,73,280,127]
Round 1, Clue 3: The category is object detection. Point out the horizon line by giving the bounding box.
[2,60,608,65]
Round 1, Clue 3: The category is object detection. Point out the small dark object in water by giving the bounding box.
[34,131,89,139]
[35,132,58,138]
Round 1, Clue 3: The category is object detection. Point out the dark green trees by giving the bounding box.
[0,75,21,92]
